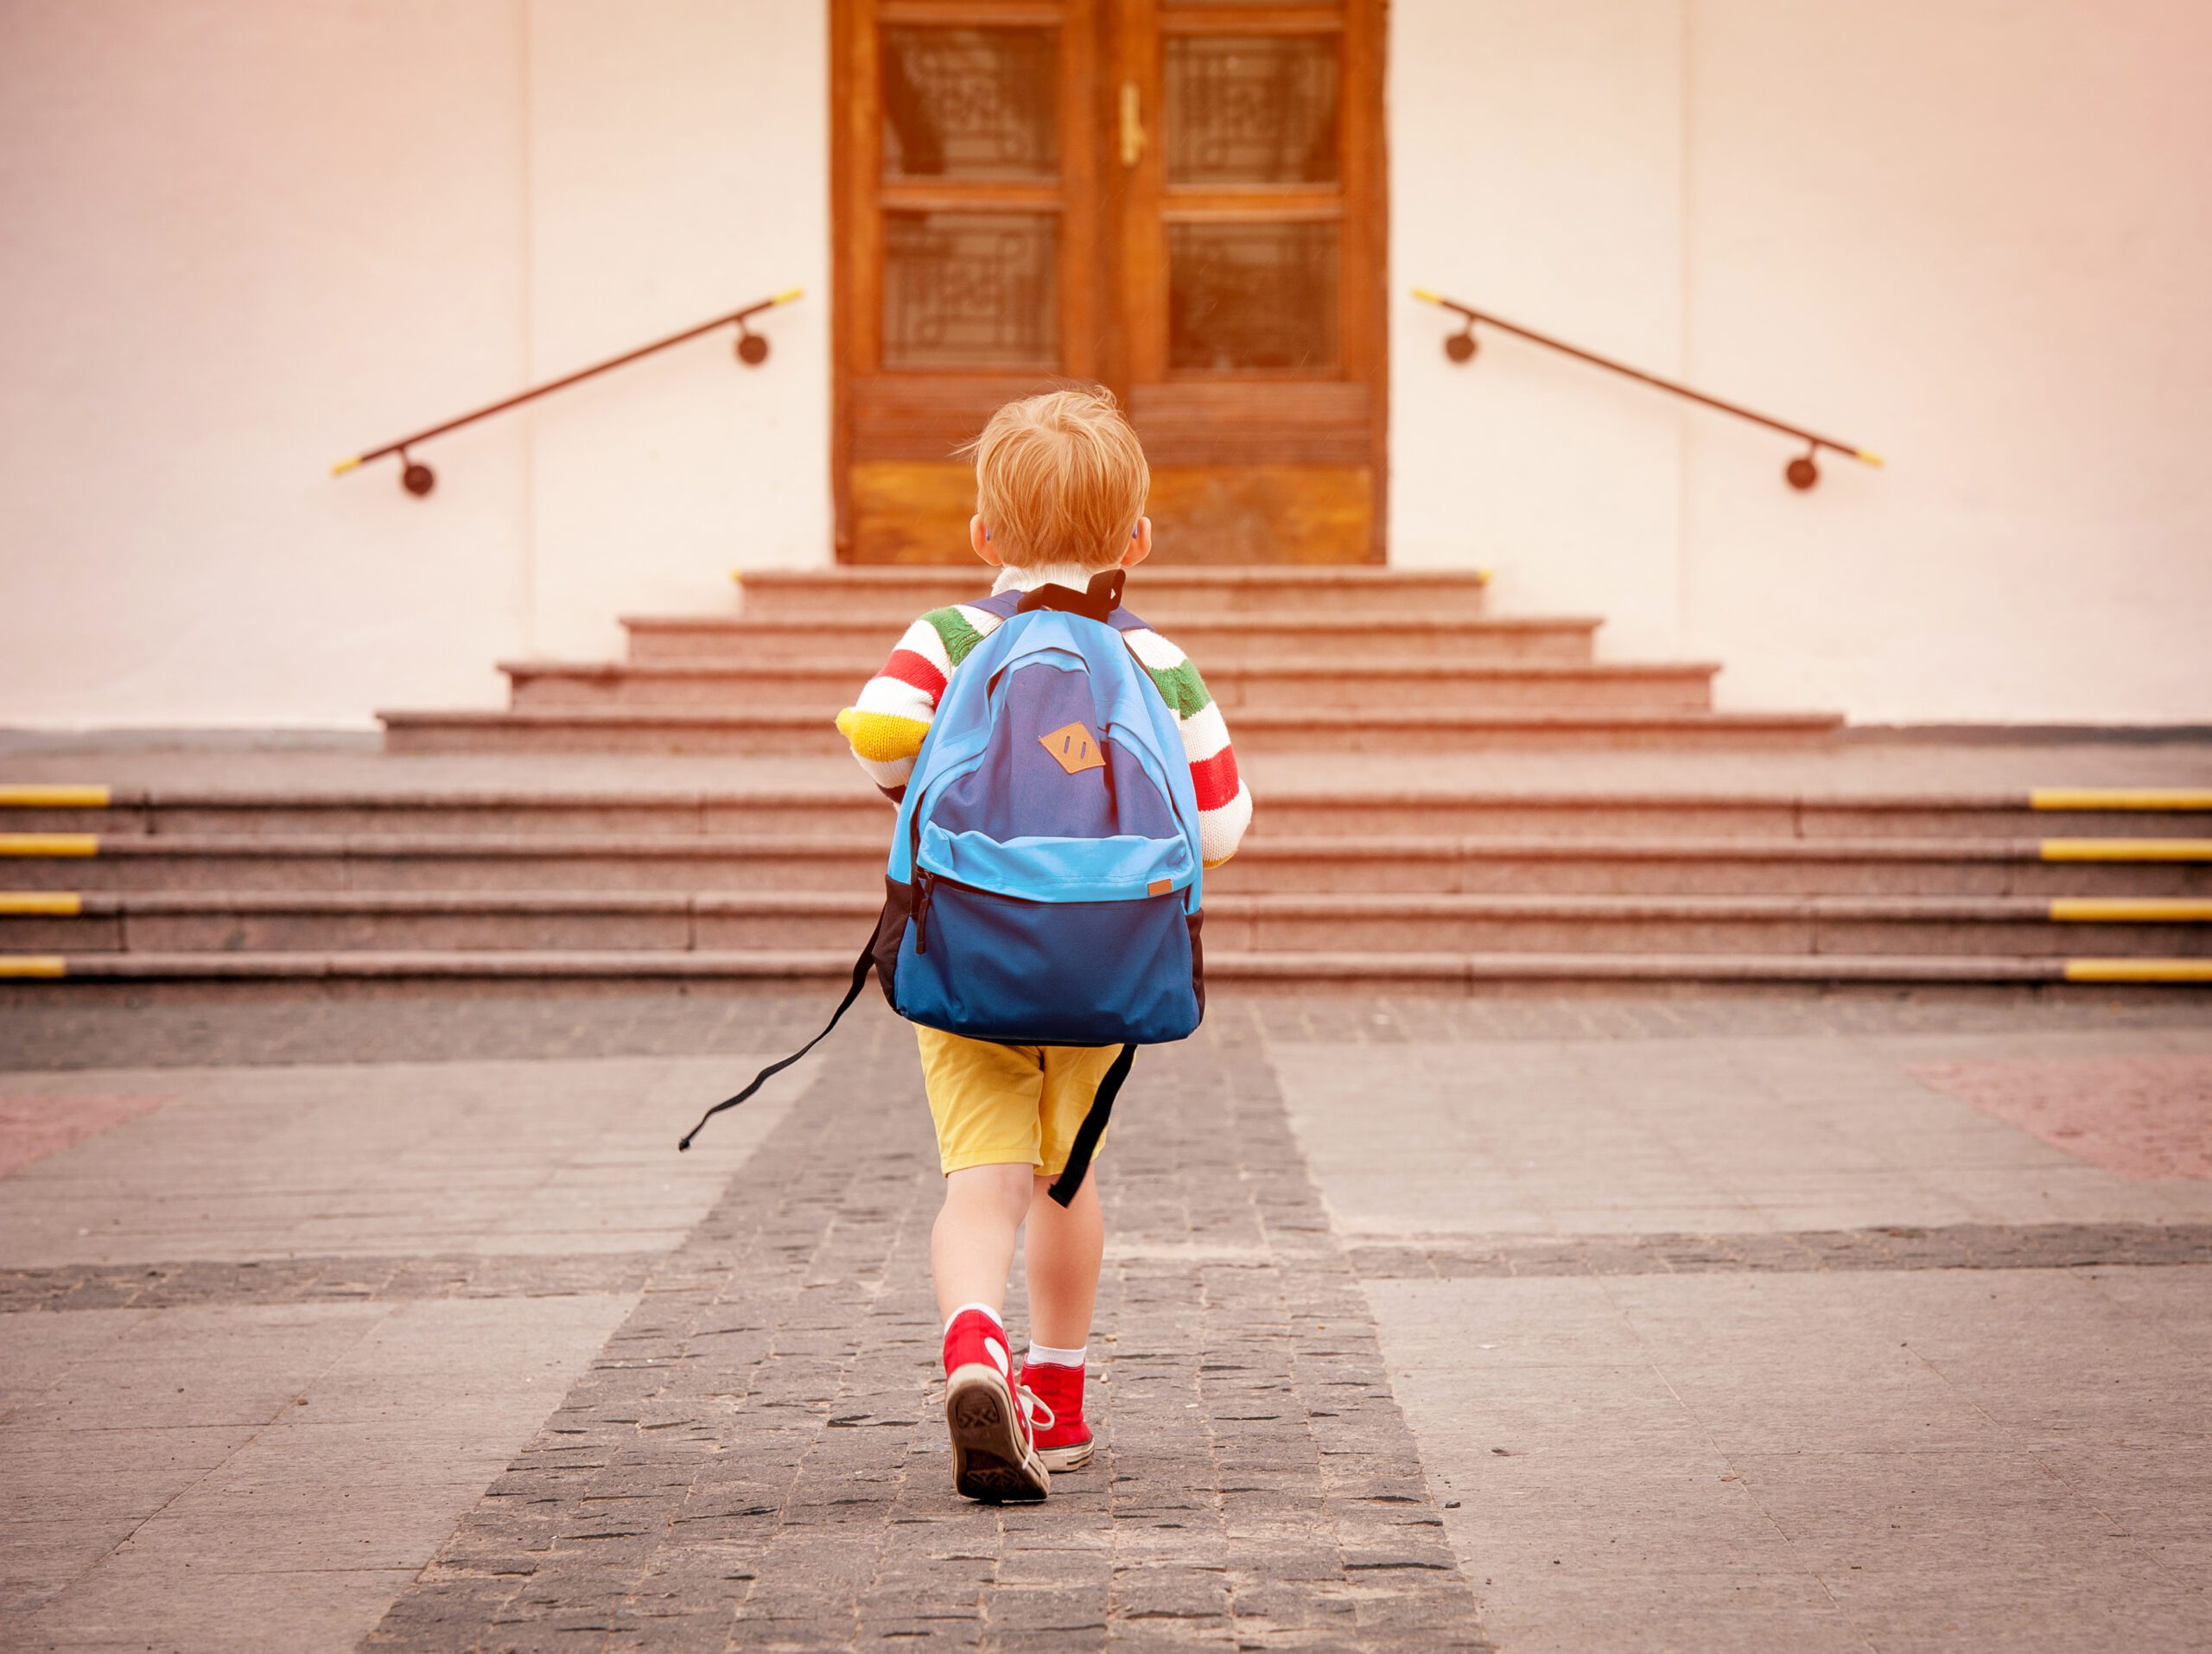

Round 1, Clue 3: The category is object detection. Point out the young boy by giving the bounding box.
[836,387,1253,1501]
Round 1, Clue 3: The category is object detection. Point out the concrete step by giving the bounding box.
[378,707,1844,755]
[499,658,1720,714]
[8,786,2207,842]
[8,833,2209,896]
[730,565,1494,622]
[7,947,2208,986]
[8,891,2207,959]
[624,614,1597,667]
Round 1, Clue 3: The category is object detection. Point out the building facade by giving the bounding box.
[3,0,2208,728]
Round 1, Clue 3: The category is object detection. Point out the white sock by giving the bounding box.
[1026,1341,1086,1369]
[944,1302,1003,1334]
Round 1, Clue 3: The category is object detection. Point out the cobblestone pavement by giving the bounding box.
[0,1253,660,1314]
[365,1010,1487,1653]
[2,979,2203,1074]
[1346,1220,2212,1279]
[3,989,2209,1651]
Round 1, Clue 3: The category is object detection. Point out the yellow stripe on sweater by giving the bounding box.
[0,835,99,857]
[836,707,931,764]
[2031,788,2212,812]
[2040,839,2212,862]
[2063,958,2212,984]
[0,786,111,808]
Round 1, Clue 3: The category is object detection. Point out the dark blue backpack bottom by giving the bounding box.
[879,875,1203,1047]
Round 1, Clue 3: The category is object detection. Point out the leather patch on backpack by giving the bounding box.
[1147,878,1173,897]
[1040,722,1106,775]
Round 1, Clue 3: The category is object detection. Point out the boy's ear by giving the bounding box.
[970,513,1002,567]
[1120,516,1153,569]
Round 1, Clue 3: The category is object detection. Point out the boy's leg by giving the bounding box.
[934,1163,1052,1501]
[932,1163,1033,1322]
[918,1027,1054,1501]
[1019,1046,1118,1473]
[1025,1169,1102,1348]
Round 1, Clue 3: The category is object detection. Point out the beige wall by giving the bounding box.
[0,0,826,726]
[1392,0,2212,722]
[3,1,2206,726]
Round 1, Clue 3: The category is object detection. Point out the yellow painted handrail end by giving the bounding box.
[1854,450,1886,468]
[772,287,804,306]
[1410,287,1442,305]
[331,455,362,475]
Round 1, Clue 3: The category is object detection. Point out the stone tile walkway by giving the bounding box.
[365,1011,1484,1652]
[1,989,2208,1651]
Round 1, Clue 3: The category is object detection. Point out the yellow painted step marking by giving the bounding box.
[0,834,99,857]
[0,893,81,916]
[2032,788,2212,812]
[0,786,111,808]
[2051,898,2212,923]
[2041,839,2212,862]
[2065,958,2212,984]
[0,956,66,979]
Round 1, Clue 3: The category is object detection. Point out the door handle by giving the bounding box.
[1119,80,1145,168]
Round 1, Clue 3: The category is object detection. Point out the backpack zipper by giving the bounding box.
[912,871,933,955]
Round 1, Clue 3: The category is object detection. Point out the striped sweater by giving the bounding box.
[835,576,1254,868]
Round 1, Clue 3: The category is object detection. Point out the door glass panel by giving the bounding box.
[1165,35,1338,185]
[1167,221,1338,372]
[883,212,1059,370]
[880,27,1058,181]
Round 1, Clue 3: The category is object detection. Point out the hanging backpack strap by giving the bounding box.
[1046,1042,1136,1207]
[677,935,876,1150]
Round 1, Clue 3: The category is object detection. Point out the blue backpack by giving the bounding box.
[682,569,1206,1204]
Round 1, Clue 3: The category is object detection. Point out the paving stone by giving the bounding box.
[2,981,2203,1073]
[1344,1220,2212,1278]
[344,1004,1490,1651]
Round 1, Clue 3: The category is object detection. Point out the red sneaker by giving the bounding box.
[1018,1360,1094,1472]
[942,1309,1048,1502]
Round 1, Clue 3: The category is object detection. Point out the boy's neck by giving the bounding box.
[990,563,1110,596]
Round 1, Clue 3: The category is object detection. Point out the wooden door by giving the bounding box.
[833,0,1385,563]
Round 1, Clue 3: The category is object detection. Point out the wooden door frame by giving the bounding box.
[829,0,1389,562]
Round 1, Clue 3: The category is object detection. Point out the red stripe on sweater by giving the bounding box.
[877,648,946,700]
[1190,744,1241,813]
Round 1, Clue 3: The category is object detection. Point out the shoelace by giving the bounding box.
[1017,1384,1057,1436]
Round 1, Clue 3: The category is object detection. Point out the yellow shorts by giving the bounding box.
[916,1026,1122,1177]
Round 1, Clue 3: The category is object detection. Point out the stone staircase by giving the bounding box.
[380,569,1843,754]
[3,566,2209,988]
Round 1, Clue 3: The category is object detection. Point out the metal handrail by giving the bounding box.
[1414,288,1881,491]
[332,288,803,497]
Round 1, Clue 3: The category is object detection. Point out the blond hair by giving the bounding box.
[961,386,1149,574]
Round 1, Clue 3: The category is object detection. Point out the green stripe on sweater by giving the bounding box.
[1141,657,1212,718]
[923,606,987,669]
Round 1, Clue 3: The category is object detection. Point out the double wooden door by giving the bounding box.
[833,0,1387,563]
